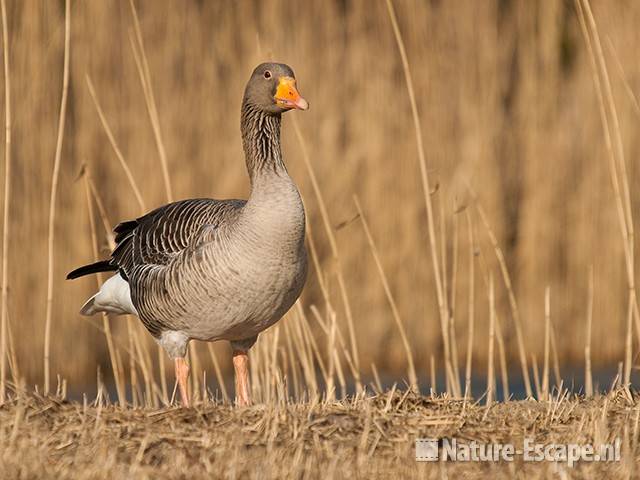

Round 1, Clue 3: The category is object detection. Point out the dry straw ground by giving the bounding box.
[1,387,639,478]
[0,0,639,477]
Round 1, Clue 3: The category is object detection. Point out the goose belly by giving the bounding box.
[176,242,308,342]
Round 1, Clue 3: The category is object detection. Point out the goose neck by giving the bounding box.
[241,102,287,188]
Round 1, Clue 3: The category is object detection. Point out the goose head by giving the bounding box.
[243,62,309,114]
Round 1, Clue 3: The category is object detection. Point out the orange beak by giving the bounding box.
[274,77,309,110]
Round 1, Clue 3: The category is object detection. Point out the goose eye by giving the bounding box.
[263,70,272,79]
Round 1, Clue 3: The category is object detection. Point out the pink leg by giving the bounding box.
[232,350,251,406]
[174,357,190,407]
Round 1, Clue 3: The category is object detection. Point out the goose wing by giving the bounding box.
[68,198,245,281]
[113,198,245,279]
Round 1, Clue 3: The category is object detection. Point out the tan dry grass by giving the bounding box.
[0,387,637,478]
[0,0,11,405]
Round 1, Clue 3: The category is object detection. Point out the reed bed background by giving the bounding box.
[0,0,638,404]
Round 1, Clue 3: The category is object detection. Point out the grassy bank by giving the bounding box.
[1,387,637,478]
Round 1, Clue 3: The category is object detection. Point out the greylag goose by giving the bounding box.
[68,63,309,407]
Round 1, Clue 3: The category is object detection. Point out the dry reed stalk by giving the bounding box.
[548,318,562,392]
[585,267,594,397]
[474,240,510,401]
[261,335,272,402]
[306,223,331,306]
[353,195,417,392]
[614,362,623,391]
[577,0,640,343]
[633,403,640,452]
[493,315,510,401]
[608,40,640,117]
[282,320,301,400]
[450,212,459,314]
[278,354,290,405]
[449,213,462,396]
[324,310,337,400]
[85,76,146,211]
[266,344,276,402]
[248,346,259,402]
[287,306,317,398]
[370,362,382,394]
[126,318,139,407]
[333,347,347,399]
[306,224,349,398]
[531,354,542,400]
[582,2,634,250]
[310,305,346,399]
[277,339,290,402]
[294,304,320,398]
[309,303,358,391]
[82,172,126,406]
[486,276,495,408]
[128,0,172,201]
[440,202,449,349]
[296,303,330,392]
[291,118,361,390]
[206,343,229,403]
[308,307,338,358]
[384,0,455,395]
[280,323,297,401]
[603,41,640,386]
[250,336,265,403]
[131,328,157,407]
[624,296,633,389]
[115,348,125,399]
[470,195,532,398]
[429,354,436,396]
[0,0,10,405]
[86,176,115,245]
[188,344,202,404]
[268,326,281,403]
[463,211,475,402]
[542,287,550,401]
[155,343,168,405]
[5,313,18,385]
[43,0,71,396]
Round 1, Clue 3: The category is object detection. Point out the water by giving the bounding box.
[67,365,638,404]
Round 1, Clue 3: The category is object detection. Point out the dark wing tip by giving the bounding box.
[66,260,116,280]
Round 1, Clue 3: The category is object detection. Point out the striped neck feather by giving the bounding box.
[240,102,287,185]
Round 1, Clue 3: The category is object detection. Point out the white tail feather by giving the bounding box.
[79,273,138,316]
